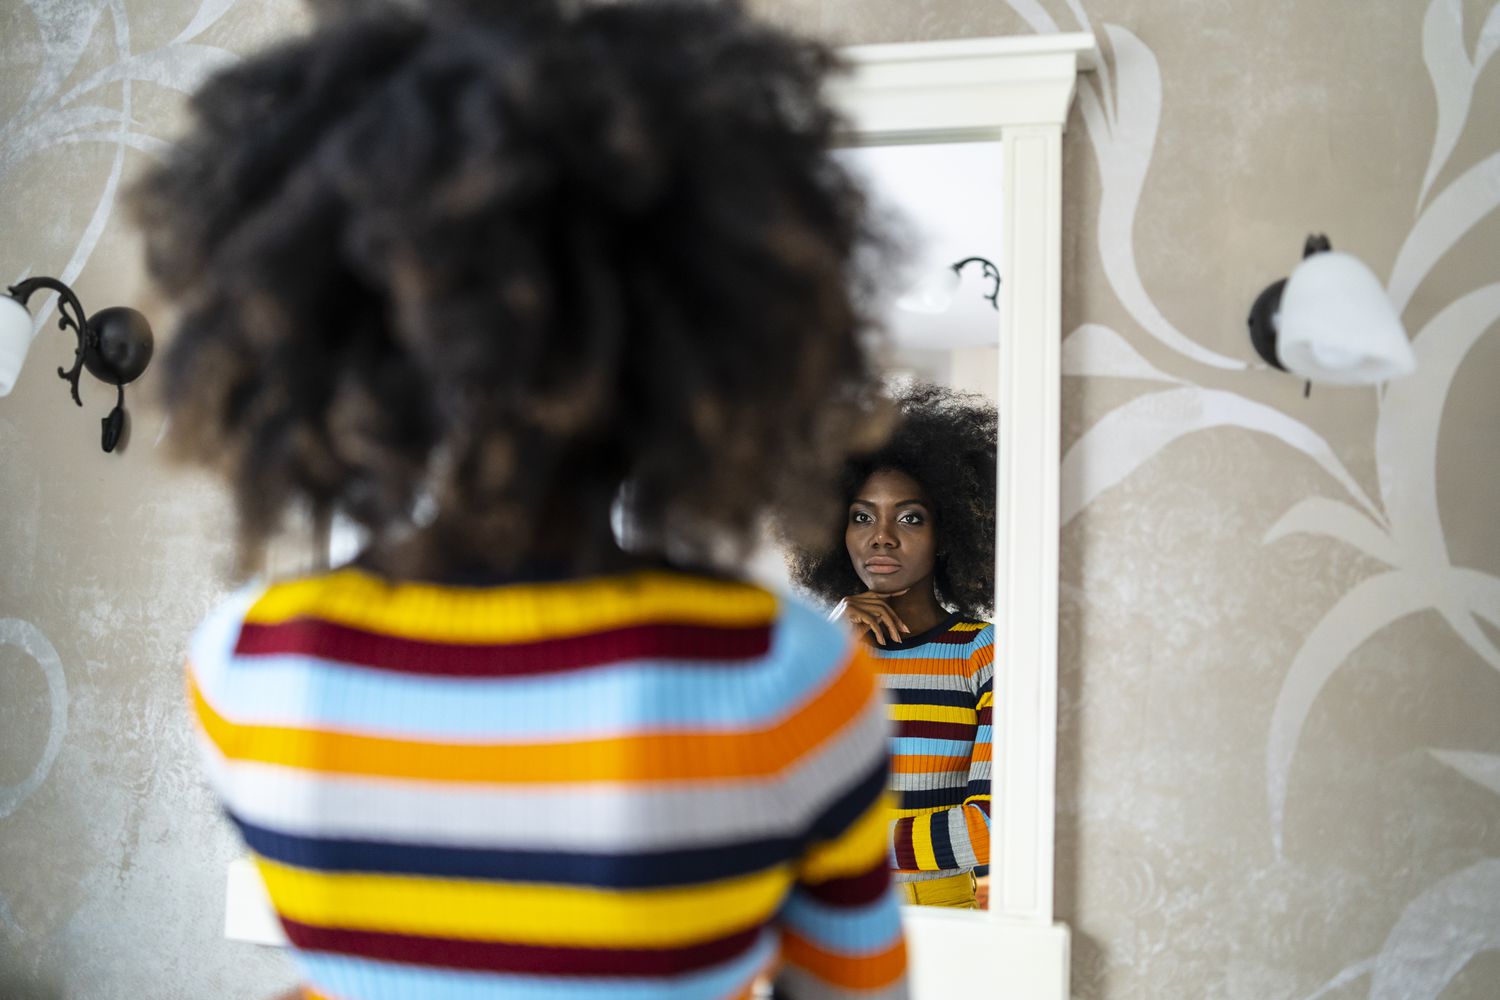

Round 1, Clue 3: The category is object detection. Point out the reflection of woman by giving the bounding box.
[792,385,997,909]
[137,3,909,997]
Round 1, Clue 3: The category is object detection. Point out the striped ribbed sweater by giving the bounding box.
[869,613,993,883]
[186,567,907,1000]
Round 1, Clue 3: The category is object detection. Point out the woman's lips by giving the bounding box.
[864,559,902,575]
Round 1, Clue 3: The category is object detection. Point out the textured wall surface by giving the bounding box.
[2,2,1497,999]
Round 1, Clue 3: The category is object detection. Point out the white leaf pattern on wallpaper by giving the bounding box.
[1428,749,1500,797]
[1073,23,1247,370]
[1060,386,1381,527]
[171,0,241,46]
[1367,860,1500,999]
[1003,0,1059,35]
[1376,284,1500,569]
[1059,324,1184,384]
[1418,0,1500,208]
[1266,284,1500,855]
[53,43,237,110]
[1,3,240,333]
[13,0,112,123]
[1387,152,1500,314]
[0,619,69,819]
[1262,498,1401,568]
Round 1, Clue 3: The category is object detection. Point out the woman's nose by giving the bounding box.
[871,523,896,547]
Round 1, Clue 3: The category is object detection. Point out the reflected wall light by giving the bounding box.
[0,276,154,453]
[1248,234,1415,395]
[897,255,1001,314]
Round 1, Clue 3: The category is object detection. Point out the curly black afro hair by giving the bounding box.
[132,0,892,577]
[788,383,997,619]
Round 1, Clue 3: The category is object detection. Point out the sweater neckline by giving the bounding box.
[866,610,962,650]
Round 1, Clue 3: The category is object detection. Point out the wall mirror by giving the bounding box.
[826,33,1094,1000]
[223,32,1096,1000]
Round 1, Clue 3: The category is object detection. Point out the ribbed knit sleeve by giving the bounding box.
[776,646,908,1000]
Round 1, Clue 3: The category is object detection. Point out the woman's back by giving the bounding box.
[188,567,904,998]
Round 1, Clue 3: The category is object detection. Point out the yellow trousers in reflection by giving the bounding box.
[898,871,976,908]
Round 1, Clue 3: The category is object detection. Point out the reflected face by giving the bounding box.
[845,468,937,596]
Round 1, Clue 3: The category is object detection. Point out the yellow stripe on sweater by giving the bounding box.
[256,857,792,948]
[909,813,939,871]
[244,569,777,644]
[890,804,956,819]
[888,704,976,724]
[799,794,892,884]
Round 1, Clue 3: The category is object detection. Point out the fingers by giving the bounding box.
[840,593,911,646]
[849,612,889,647]
[879,608,905,645]
[852,600,905,645]
[862,595,909,641]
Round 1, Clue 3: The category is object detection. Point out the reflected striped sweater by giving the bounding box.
[186,568,907,1000]
[870,614,993,883]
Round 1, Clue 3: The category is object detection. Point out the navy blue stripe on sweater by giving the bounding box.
[229,813,797,889]
[885,688,974,708]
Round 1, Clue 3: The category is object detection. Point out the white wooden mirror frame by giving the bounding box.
[832,32,1096,1000]
[222,30,1097,1000]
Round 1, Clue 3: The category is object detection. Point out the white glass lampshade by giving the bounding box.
[1276,251,1414,385]
[896,266,961,315]
[0,294,36,397]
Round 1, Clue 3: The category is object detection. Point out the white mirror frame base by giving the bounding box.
[222,30,1097,1000]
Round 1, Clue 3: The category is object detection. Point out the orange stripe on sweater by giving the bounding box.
[889,754,971,774]
[875,657,972,677]
[964,805,990,866]
[781,932,906,991]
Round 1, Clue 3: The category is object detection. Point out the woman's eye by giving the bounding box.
[898,512,924,525]
[851,511,873,524]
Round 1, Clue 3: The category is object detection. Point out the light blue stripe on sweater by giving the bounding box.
[888,737,973,757]
[194,597,849,740]
[297,933,774,1000]
[780,890,903,955]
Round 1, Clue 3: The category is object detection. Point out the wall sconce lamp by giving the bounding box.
[0,277,154,453]
[1248,234,1414,395]
[897,256,1001,315]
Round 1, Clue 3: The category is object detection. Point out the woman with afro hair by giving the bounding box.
[789,383,998,909]
[140,1,909,997]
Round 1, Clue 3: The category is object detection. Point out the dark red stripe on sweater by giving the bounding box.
[280,918,763,976]
[802,861,891,907]
[892,818,918,871]
[896,720,976,741]
[235,619,772,677]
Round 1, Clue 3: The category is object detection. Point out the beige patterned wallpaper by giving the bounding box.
[2,2,1497,999]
